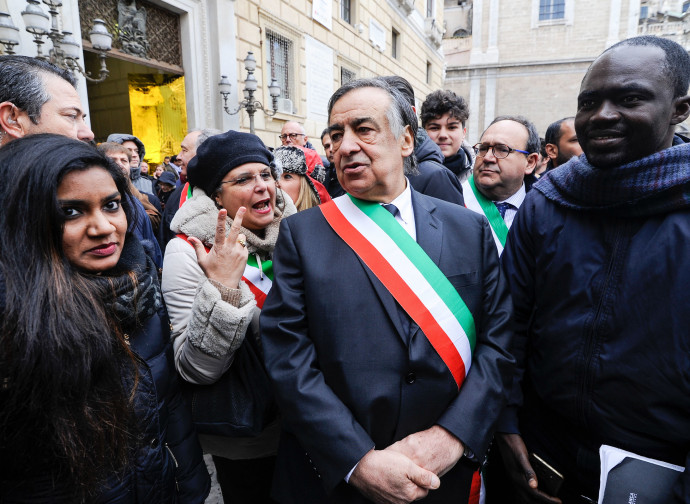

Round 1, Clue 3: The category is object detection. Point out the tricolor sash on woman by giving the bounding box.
[176,233,273,308]
[243,255,273,309]
[178,182,192,208]
[461,178,508,255]
[319,194,476,389]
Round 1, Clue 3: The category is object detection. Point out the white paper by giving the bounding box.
[369,19,385,51]
[598,445,684,504]
[312,0,332,30]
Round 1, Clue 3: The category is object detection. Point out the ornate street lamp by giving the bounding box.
[219,51,281,135]
[0,0,112,83]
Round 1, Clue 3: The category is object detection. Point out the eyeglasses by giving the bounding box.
[278,133,305,141]
[220,171,274,188]
[473,143,530,159]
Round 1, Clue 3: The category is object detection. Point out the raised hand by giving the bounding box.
[188,207,249,289]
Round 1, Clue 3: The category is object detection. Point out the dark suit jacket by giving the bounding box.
[260,190,515,503]
[409,130,465,207]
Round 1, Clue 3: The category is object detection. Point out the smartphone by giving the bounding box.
[529,452,564,496]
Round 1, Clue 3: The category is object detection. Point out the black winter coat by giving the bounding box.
[0,253,210,503]
[409,130,465,206]
[106,304,211,503]
[501,188,690,502]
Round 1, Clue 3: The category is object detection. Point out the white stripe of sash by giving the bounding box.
[243,265,272,295]
[334,197,472,376]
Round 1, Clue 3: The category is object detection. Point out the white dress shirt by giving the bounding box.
[382,179,416,240]
[495,183,526,229]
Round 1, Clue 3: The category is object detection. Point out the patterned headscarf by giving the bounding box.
[273,145,331,204]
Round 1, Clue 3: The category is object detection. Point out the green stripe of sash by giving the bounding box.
[348,195,476,351]
[246,254,273,281]
[468,177,508,247]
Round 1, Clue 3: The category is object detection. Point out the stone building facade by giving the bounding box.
[233,0,446,148]
[442,0,690,143]
[3,0,446,156]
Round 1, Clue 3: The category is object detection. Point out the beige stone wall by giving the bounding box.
[495,1,612,62]
[494,64,588,135]
[233,0,446,152]
[444,61,589,140]
[442,0,648,143]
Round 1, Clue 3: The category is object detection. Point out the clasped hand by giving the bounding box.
[349,426,464,504]
[188,207,248,289]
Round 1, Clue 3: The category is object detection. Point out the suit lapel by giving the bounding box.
[412,189,443,265]
[356,254,409,343]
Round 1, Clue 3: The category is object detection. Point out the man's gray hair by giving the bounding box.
[327,77,418,175]
[195,128,222,148]
[0,55,76,125]
[488,115,541,155]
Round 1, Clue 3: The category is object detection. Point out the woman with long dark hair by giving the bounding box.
[0,134,210,503]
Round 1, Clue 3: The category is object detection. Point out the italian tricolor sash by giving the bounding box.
[320,194,476,389]
[243,255,273,309]
[176,233,273,308]
[462,178,508,255]
[178,182,192,208]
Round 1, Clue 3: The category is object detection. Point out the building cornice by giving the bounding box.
[446,56,596,76]
[385,0,445,59]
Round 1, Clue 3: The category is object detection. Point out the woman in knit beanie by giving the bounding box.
[273,145,331,211]
[161,130,297,504]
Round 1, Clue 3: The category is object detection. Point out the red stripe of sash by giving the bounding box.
[468,470,482,504]
[320,201,465,388]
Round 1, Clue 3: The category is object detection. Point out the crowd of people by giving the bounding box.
[0,33,688,504]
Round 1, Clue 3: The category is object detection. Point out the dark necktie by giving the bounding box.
[494,202,512,219]
[382,203,400,218]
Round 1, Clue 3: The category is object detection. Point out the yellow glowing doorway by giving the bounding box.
[128,74,188,164]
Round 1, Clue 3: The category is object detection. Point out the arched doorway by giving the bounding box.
[80,0,187,165]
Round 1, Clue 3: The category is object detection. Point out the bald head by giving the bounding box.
[280,121,307,146]
[178,131,202,176]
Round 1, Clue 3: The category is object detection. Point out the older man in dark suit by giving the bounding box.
[261,78,515,504]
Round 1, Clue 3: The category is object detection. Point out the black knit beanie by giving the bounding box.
[187,129,273,195]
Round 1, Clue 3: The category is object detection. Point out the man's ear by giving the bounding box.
[544,143,558,160]
[0,101,29,140]
[400,125,415,157]
[524,152,539,175]
[670,95,690,125]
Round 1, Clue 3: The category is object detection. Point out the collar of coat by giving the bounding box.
[535,141,690,217]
